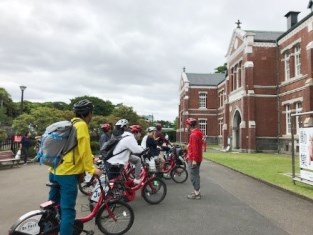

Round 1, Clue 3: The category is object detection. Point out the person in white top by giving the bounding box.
[107,119,144,181]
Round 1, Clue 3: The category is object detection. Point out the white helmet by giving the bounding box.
[147,126,156,132]
[115,119,129,128]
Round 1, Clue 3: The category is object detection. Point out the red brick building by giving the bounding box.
[177,4,313,153]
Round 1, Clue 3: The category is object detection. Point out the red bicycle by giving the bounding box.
[107,150,167,205]
[157,146,188,183]
[9,176,134,235]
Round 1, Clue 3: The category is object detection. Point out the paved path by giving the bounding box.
[1,160,313,235]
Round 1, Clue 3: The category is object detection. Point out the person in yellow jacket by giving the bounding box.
[48,99,102,235]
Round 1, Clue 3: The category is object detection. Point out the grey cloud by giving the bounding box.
[0,0,305,121]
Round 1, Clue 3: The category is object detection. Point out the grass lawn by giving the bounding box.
[203,147,313,200]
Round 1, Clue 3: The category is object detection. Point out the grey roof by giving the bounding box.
[246,30,284,42]
[186,73,225,86]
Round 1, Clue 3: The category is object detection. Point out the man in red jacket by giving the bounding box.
[185,118,203,199]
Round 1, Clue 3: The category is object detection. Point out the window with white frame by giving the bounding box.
[219,90,224,107]
[295,102,302,133]
[199,119,207,136]
[294,45,301,76]
[284,51,290,80]
[286,105,291,134]
[199,93,207,108]
[219,119,223,136]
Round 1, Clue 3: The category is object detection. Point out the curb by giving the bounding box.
[207,159,313,204]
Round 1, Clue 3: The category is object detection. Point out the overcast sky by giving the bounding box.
[0,0,309,121]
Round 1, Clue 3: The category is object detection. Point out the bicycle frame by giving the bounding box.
[109,157,157,201]
[79,178,117,223]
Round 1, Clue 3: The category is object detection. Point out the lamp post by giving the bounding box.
[19,85,27,113]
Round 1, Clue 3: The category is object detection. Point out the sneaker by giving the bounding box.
[133,178,141,185]
[187,192,201,200]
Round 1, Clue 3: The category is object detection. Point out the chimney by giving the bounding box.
[284,11,300,30]
[309,0,313,12]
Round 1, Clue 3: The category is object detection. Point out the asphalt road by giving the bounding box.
[1,160,313,235]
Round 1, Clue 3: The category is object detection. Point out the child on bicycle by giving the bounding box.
[146,126,165,171]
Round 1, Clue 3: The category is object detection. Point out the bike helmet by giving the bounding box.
[100,123,111,132]
[147,126,156,132]
[115,119,129,128]
[185,117,197,126]
[129,125,142,133]
[73,99,94,114]
[155,123,162,131]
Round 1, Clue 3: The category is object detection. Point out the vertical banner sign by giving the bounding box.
[299,127,313,182]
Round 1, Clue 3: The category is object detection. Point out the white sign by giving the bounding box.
[299,128,313,181]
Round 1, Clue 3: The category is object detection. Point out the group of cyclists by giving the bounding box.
[46,98,203,235]
[99,117,173,184]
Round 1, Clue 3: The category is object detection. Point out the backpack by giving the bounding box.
[100,134,129,161]
[36,120,79,168]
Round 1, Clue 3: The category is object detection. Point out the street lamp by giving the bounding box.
[19,85,27,113]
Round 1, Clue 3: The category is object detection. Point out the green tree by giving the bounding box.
[70,96,114,116]
[0,87,18,123]
[214,63,227,74]
[112,104,143,124]
[12,107,73,135]
[41,101,70,111]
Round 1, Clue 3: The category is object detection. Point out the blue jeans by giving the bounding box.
[49,173,78,235]
[188,161,201,192]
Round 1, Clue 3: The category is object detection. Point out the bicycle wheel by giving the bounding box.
[171,166,188,183]
[78,180,94,196]
[9,210,59,235]
[96,200,134,235]
[142,177,167,204]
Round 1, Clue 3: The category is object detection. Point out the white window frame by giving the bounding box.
[286,105,291,135]
[295,102,302,134]
[199,119,207,136]
[219,90,224,107]
[294,45,301,77]
[284,52,290,80]
[199,93,207,108]
[218,119,223,136]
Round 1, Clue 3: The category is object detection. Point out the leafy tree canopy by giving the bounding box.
[12,107,74,135]
[214,63,227,74]
[0,87,18,120]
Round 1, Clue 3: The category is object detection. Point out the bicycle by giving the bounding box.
[105,149,167,205]
[155,146,188,183]
[9,175,135,235]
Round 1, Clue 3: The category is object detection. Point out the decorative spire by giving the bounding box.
[235,19,242,29]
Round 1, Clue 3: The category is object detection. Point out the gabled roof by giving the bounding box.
[246,30,284,43]
[185,73,225,86]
